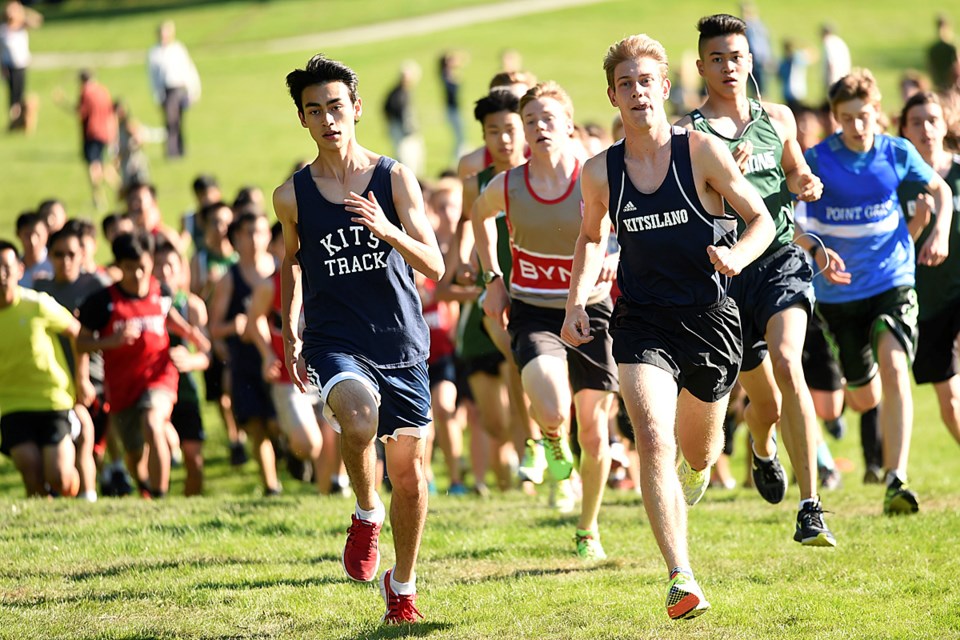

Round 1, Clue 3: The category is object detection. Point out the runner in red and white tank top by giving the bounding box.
[471,81,619,561]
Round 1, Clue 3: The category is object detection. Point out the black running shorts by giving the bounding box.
[913,302,960,385]
[509,298,619,394]
[729,243,814,372]
[801,311,844,392]
[611,297,742,403]
[816,286,918,388]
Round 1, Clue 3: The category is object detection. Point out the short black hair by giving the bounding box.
[112,230,155,264]
[15,211,43,234]
[199,201,232,225]
[192,174,218,195]
[696,14,747,52]
[125,178,157,199]
[48,226,83,251]
[271,220,284,243]
[101,212,125,238]
[63,217,96,240]
[227,211,264,245]
[286,54,359,113]
[474,89,520,124]
[0,239,21,261]
[154,237,181,260]
[37,199,64,217]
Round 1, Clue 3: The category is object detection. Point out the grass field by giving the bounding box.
[0,391,959,639]
[2,1,960,638]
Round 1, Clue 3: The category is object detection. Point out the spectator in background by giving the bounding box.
[76,69,117,210]
[114,99,150,192]
[778,39,809,109]
[439,51,467,162]
[821,23,851,91]
[384,61,424,175]
[233,185,265,215]
[147,20,201,158]
[741,3,773,96]
[0,239,81,498]
[0,0,41,132]
[929,14,960,93]
[15,211,51,287]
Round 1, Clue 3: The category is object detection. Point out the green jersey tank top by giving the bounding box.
[690,100,794,258]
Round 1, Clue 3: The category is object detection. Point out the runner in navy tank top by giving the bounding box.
[562,35,774,621]
[274,55,443,624]
[209,212,280,495]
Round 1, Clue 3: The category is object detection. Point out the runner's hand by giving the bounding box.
[561,306,593,346]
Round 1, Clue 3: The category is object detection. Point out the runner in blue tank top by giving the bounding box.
[273,54,443,626]
[562,35,774,622]
[795,69,954,516]
[676,13,835,547]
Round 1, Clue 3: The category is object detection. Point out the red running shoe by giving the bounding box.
[342,514,381,582]
[380,568,423,624]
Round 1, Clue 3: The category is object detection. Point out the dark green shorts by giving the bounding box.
[816,286,918,388]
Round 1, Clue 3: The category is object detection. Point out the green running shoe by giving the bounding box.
[677,458,710,506]
[666,570,710,620]
[518,438,547,485]
[542,433,574,481]
[883,478,919,515]
[575,529,607,560]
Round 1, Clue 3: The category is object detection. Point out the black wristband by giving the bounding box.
[809,243,823,260]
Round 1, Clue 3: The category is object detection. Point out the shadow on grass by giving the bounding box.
[454,563,609,586]
[0,556,274,581]
[337,622,453,639]
[193,574,341,591]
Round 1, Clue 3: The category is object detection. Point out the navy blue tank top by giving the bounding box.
[294,157,429,368]
[226,263,262,376]
[608,127,738,307]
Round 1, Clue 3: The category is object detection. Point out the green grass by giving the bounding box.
[0,384,959,639]
[2,3,960,637]
[0,0,944,235]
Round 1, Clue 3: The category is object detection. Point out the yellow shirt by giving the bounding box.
[0,288,76,414]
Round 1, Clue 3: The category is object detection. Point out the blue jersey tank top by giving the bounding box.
[294,157,429,368]
[799,134,932,304]
[608,127,738,307]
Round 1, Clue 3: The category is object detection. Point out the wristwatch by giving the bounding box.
[482,270,502,284]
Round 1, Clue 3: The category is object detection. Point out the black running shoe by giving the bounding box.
[793,500,837,547]
[229,442,249,466]
[825,416,846,439]
[751,445,788,504]
[863,465,884,485]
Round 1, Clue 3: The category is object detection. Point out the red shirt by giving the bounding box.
[270,271,292,384]
[78,81,115,144]
[421,279,455,363]
[80,278,178,412]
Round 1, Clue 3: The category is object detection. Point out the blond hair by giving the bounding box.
[828,68,882,111]
[519,81,574,121]
[603,34,669,89]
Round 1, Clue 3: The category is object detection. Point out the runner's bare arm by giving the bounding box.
[273,178,306,392]
[694,132,775,276]
[766,102,822,202]
[917,172,955,266]
[562,153,611,346]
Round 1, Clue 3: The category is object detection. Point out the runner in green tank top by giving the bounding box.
[897,91,960,445]
[155,241,209,497]
[677,14,836,547]
[455,89,544,492]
